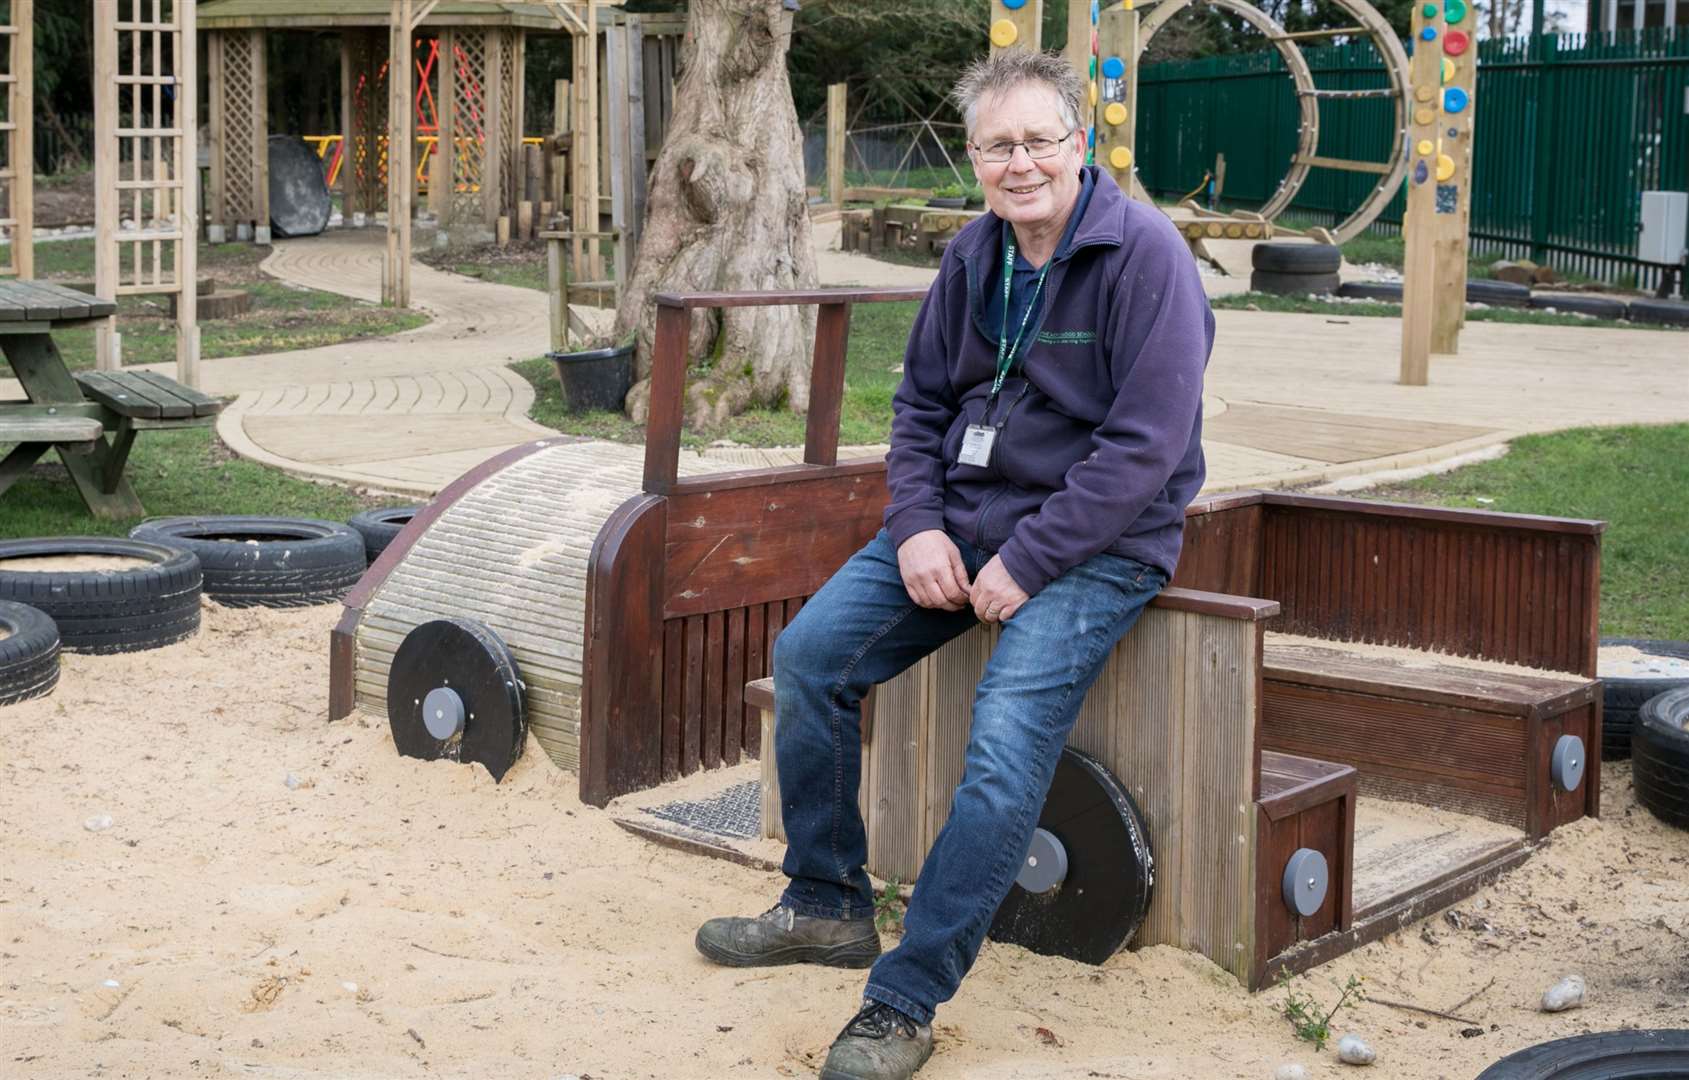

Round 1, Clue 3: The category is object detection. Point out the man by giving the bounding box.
[696,49,1214,1080]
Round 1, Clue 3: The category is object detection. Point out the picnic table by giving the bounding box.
[0,280,222,519]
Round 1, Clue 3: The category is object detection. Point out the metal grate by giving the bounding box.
[644,780,763,840]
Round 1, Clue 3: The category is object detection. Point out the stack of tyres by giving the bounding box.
[0,538,202,653]
[1250,243,1342,297]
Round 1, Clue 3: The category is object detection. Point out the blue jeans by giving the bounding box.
[772,528,1166,1024]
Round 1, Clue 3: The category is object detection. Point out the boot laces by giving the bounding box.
[758,903,796,931]
[841,1000,918,1041]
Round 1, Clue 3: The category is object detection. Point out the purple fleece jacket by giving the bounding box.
[882,166,1213,596]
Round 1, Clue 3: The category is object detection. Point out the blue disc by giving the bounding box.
[1092,0,1100,23]
[1421,26,1437,40]
[1443,86,1469,113]
[1003,0,1028,8]
[1102,55,1125,78]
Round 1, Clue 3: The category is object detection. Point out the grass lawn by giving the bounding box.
[417,236,615,293]
[27,237,428,371]
[1363,424,1689,640]
[1208,291,1683,333]
[513,299,919,449]
[0,429,404,540]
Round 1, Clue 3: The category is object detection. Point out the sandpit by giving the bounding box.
[1,601,1686,1078]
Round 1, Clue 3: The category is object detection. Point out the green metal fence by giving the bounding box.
[1136,30,1689,285]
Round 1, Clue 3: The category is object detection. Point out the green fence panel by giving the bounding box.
[1136,30,1689,285]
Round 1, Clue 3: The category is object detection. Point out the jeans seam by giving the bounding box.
[826,603,917,893]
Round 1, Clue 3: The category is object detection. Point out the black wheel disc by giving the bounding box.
[387,618,525,782]
[987,747,1154,964]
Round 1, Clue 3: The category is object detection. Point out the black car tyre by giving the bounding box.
[1466,279,1532,307]
[0,537,202,653]
[1634,687,1689,830]
[1249,269,1341,296]
[130,516,365,608]
[0,600,61,705]
[1476,1028,1689,1078]
[1528,293,1627,319]
[1598,638,1689,759]
[348,506,423,563]
[1336,280,1403,302]
[1251,242,1342,274]
[1626,297,1689,327]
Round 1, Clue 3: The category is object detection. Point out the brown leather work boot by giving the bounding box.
[695,902,882,969]
[819,999,934,1080]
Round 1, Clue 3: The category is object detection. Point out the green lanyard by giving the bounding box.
[989,232,1052,412]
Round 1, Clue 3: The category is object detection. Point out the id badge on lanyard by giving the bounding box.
[961,232,1049,470]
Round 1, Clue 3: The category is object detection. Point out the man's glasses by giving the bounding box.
[969,130,1076,164]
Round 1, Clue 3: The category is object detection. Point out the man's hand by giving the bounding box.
[896,530,972,611]
[972,555,1029,623]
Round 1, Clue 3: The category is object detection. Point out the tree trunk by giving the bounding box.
[614,0,818,429]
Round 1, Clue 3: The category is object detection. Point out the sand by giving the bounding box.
[0,555,161,574]
[2,602,1687,1079]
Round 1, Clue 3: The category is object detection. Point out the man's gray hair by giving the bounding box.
[952,50,1085,140]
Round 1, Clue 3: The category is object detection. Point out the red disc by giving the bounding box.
[1444,29,1470,56]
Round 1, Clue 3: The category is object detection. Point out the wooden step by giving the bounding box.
[0,413,103,443]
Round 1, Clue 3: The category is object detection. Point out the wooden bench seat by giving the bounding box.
[76,370,223,424]
[1260,633,1600,837]
[0,413,104,445]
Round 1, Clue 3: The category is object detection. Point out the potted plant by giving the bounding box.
[927,182,968,210]
[548,329,637,413]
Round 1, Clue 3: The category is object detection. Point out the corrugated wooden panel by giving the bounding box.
[354,441,721,772]
[1112,607,1188,948]
[867,654,929,883]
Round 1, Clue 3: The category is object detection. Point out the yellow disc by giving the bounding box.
[989,19,1019,47]
[1108,146,1133,170]
[1415,85,1434,103]
[1244,223,1262,238]
[1436,153,1456,181]
[1414,106,1436,126]
[1416,139,1435,156]
[1441,56,1456,83]
[1090,81,1099,107]
[1206,223,1223,238]
[1104,102,1128,126]
[1224,223,1243,239]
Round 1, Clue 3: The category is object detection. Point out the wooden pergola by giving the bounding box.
[195,0,671,306]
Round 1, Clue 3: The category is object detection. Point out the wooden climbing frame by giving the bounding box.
[0,0,33,279]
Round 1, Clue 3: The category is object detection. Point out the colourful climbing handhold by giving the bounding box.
[1441,56,1456,83]
[1444,29,1469,55]
[1443,85,1469,113]
[1413,159,1429,184]
[1444,0,1468,22]
[1090,81,1099,106]
[1089,55,1097,78]
[1414,106,1436,125]
[1102,56,1125,79]
[990,18,1019,47]
[1422,2,1437,16]
[1002,0,1028,9]
[1092,0,1100,24]
[1435,153,1456,181]
[1415,86,1435,103]
[1416,138,1435,156]
[1104,102,1128,126]
[1109,146,1133,170]
[1421,26,1437,41]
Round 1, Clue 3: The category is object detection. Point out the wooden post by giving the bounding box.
[547,231,567,351]
[437,28,456,227]
[1064,0,1093,90]
[595,15,609,280]
[1213,153,1226,207]
[1399,4,1443,386]
[606,17,646,289]
[552,78,569,211]
[339,33,355,219]
[7,0,33,278]
[826,83,846,208]
[989,0,1042,52]
[1096,3,1148,203]
[571,2,599,283]
[524,143,545,205]
[482,30,504,231]
[1430,7,1478,355]
[518,201,534,241]
[177,0,200,386]
[252,31,271,244]
[93,0,119,368]
[206,31,226,238]
[384,0,415,307]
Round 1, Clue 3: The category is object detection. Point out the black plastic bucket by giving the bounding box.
[548,343,634,413]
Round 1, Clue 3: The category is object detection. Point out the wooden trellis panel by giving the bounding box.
[342,29,390,219]
[448,28,489,226]
[206,29,268,237]
[0,0,34,278]
[498,29,525,218]
[94,0,198,383]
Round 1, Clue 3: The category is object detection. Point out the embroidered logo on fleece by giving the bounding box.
[1035,329,1097,345]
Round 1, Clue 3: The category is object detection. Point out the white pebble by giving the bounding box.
[1541,974,1586,1012]
[101,979,120,989]
[285,773,302,790]
[1274,1065,1311,1080]
[341,981,358,993]
[1337,1034,1376,1065]
[84,814,114,832]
